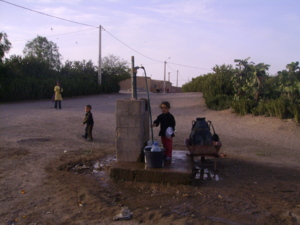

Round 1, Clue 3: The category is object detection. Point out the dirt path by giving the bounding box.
[0,92,299,225]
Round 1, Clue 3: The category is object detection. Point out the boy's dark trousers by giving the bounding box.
[84,124,93,140]
[54,100,61,109]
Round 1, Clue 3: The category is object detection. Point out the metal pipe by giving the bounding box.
[135,66,154,143]
[131,56,137,100]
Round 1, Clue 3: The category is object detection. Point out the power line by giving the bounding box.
[1,0,163,62]
[12,27,98,42]
[103,28,163,63]
[139,62,162,66]
[0,0,98,28]
[166,63,176,72]
[169,61,211,71]
[178,71,188,82]
[1,0,212,72]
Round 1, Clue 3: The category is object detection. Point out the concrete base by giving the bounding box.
[109,150,193,185]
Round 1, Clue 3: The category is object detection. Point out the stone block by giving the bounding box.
[116,127,144,139]
[116,115,145,128]
[116,99,147,116]
[116,99,130,116]
[128,100,145,116]
[115,98,150,162]
[116,138,144,162]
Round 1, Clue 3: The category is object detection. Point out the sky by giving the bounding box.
[1,0,299,87]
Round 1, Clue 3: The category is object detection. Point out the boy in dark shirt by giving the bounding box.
[82,105,94,141]
[152,101,176,160]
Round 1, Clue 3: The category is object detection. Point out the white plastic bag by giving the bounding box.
[165,127,174,138]
[151,141,161,152]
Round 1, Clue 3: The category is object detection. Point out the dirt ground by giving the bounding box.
[0,92,300,225]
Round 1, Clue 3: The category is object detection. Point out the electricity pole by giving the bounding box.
[163,57,170,93]
[98,25,102,85]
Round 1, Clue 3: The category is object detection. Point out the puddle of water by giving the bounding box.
[194,167,220,181]
[67,155,116,175]
[93,156,116,188]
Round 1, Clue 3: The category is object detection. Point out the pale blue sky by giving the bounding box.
[1,0,299,86]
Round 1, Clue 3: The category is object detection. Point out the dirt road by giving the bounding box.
[0,92,299,224]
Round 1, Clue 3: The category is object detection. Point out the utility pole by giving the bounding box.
[163,57,171,93]
[168,72,170,82]
[131,56,137,100]
[163,61,166,93]
[98,25,102,85]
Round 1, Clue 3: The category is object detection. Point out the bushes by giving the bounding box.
[205,94,232,110]
[182,64,234,111]
[0,56,130,102]
[183,59,300,124]
[230,88,300,124]
[231,97,257,116]
[251,97,299,124]
[289,99,300,124]
[0,34,130,102]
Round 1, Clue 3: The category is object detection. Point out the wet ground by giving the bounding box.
[1,92,300,224]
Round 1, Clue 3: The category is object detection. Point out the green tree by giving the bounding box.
[233,58,269,102]
[60,60,99,96]
[102,54,130,78]
[23,36,61,70]
[277,61,300,99]
[100,54,131,92]
[0,32,12,62]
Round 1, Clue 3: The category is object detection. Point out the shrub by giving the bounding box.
[287,99,300,124]
[273,97,291,119]
[205,94,232,110]
[251,101,267,116]
[231,97,256,116]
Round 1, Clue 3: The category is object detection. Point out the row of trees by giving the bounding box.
[0,33,131,102]
[182,58,300,124]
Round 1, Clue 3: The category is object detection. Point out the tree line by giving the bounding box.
[0,33,131,102]
[182,58,300,124]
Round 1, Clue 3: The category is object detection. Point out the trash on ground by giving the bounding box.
[113,206,133,221]
[78,201,84,207]
[6,219,18,225]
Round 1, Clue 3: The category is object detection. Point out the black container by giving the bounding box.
[144,146,165,168]
[189,117,212,145]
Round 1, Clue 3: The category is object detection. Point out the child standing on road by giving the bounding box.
[152,101,176,160]
[53,81,63,109]
[82,105,94,141]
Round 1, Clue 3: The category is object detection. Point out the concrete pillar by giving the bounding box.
[116,99,149,162]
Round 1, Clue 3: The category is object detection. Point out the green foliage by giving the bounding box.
[102,54,130,77]
[231,97,257,116]
[276,62,300,99]
[0,32,12,62]
[252,97,299,123]
[288,99,300,124]
[100,54,131,93]
[23,36,62,70]
[0,35,132,102]
[232,58,270,102]
[0,55,130,102]
[182,64,234,110]
[205,94,232,110]
[59,60,99,96]
[182,58,300,124]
